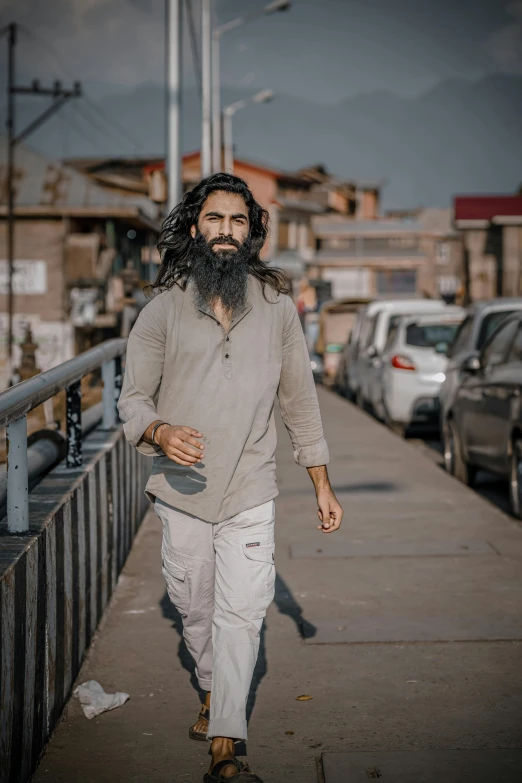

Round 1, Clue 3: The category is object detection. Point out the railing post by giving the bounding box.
[102,359,116,429]
[114,355,123,424]
[66,380,82,468]
[6,415,29,533]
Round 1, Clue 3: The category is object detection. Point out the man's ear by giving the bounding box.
[190,225,196,239]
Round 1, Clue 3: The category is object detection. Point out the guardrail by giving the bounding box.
[0,338,127,533]
[0,337,154,783]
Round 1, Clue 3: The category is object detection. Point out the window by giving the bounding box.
[481,319,518,368]
[376,270,417,295]
[477,310,517,350]
[384,322,399,352]
[447,316,473,358]
[508,325,522,363]
[436,242,450,265]
[359,314,378,351]
[405,322,461,348]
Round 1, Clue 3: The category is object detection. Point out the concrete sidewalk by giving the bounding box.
[34,388,522,782]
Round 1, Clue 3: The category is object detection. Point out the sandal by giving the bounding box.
[189,703,209,742]
[203,758,264,782]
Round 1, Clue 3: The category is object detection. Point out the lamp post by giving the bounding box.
[223,89,274,174]
[166,0,183,211]
[211,0,290,173]
[201,0,213,177]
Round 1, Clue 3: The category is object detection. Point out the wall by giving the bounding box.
[0,219,66,321]
[0,426,150,783]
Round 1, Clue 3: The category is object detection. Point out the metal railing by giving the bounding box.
[0,338,127,533]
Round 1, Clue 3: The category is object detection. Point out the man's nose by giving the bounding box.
[220,217,232,236]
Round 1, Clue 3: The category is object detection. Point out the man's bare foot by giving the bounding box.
[189,691,210,740]
[209,737,237,778]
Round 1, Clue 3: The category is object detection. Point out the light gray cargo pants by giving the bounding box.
[154,498,276,741]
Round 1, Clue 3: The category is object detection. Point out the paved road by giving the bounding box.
[34,389,522,782]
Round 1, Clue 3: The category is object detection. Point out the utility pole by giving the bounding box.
[201,0,212,178]
[4,22,81,383]
[166,0,183,213]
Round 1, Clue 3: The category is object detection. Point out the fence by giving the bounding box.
[0,340,151,783]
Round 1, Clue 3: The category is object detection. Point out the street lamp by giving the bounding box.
[223,89,274,174]
[211,0,290,173]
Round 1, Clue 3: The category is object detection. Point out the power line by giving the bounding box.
[18,24,142,152]
[185,0,202,99]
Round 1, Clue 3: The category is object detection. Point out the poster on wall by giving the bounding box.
[0,260,48,295]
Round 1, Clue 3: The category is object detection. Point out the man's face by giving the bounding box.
[191,190,250,253]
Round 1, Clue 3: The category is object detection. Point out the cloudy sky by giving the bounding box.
[0,0,521,104]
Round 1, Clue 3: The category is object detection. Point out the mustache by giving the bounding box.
[209,235,241,250]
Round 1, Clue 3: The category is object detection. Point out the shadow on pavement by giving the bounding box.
[159,572,316,731]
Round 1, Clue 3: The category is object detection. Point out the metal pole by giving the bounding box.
[7,23,16,382]
[223,110,234,174]
[211,31,221,172]
[102,359,117,429]
[201,0,212,177]
[6,415,28,533]
[66,380,82,467]
[166,0,183,212]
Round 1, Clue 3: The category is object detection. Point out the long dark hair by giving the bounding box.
[154,172,290,298]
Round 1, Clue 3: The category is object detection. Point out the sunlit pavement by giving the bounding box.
[33,388,522,783]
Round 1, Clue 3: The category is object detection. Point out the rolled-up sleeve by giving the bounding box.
[117,297,167,457]
[277,297,329,467]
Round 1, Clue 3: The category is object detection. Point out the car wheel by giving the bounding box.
[355,388,365,409]
[448,419,476,486]
[509,439,522,519]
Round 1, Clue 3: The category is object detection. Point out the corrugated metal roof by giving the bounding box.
[316,248,426,260]
[313,218,423,236]
[0,137,157,220]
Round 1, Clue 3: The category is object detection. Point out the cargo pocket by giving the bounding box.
[161,544,190,617]
[242,535,275,618]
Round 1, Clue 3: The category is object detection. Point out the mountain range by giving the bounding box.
[5,74,522,209]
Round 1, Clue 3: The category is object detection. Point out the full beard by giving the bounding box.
[189,232,252,319]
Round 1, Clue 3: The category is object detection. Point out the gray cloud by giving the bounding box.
[489,0,522,73]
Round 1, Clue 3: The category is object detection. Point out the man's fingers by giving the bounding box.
[173,439,203,458]
[180,426,203,438]
[169,448,199,466]
[182,435,205,451]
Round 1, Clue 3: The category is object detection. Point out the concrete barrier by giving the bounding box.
[0,425,150,783]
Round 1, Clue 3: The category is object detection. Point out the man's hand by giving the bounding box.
[144,421,205,466]
[315,487,343,533]
[307,465,343,534]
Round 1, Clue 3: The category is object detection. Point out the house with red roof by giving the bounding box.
[454,195,522,301]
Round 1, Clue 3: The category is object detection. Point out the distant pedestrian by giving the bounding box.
[118,173,343,782]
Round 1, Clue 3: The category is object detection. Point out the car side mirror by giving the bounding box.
[435,341,449,355]
[366,345,377,359]
[462,354,481,373]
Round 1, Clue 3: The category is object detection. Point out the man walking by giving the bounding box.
[118,173,343,782]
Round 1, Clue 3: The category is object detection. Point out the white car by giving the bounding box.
[378,311,465,435]
[352,298,456,414]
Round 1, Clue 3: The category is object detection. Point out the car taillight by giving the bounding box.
[391,354,416,371]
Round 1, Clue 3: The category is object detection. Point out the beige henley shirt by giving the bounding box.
[117,276,329,523]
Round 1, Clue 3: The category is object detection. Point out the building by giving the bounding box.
[454,195,522,301]
[0,139,161,389]
[309,206,462,302]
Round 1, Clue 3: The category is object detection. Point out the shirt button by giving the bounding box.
[225,354,230,359]
[226,337,230,341]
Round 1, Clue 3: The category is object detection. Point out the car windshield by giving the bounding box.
[477,310,516,349]
[405,322,461,348]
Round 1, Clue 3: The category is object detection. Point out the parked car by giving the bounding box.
[314,298,370,386]
[440,298,522,428]
[347,298,454,413]
[444,311,522,517]
[377,310,464,435]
